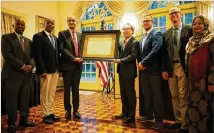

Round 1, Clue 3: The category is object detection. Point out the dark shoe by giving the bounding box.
[123,117,135,124]
[43,116,54,124]
[137,116,152,122]
[50,114,60,121]
[19,120,36,127]
[151,121,163,129]
[114,113,127,119]
[165,123,181,129]
[177,129,188,133]
[73,112,81,119]
[65,110,71,120]
[8,124,16,133]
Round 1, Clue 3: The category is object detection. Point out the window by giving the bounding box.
[153,16,166,33]
[82,2,112,21]
[182,12,195,25]
[81,61,96,82]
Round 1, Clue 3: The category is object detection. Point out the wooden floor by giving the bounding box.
[1,90,177,133]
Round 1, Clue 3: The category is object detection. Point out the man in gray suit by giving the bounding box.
[161,7,192,133]
[1,18,36,133]
[58,15,83,120]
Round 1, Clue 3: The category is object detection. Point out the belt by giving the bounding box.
[173,60,180,63]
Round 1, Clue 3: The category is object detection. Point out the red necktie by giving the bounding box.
[72,31,78,57]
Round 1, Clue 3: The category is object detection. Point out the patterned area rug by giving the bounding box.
[1,90,177,133]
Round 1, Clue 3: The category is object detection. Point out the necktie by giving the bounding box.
[173,28,180,49]
[72,31,78,57]
[49,35,55,49]
[20,36,25,52]
[122,40,128,51]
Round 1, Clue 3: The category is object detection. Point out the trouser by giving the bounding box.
[40,72,59,117]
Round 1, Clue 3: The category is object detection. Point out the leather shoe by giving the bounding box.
[65,110,71,120]
[177,129,189,133]
[73,112,81,119]
[8,124,16,133]
[19,120,36,127]
[43,116,54,124]
[50,114,60,121]
[114,113,127,119]
[165,123,181,129]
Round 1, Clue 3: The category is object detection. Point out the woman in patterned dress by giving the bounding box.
[186,15,214,133]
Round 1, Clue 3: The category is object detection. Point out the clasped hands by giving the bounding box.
[21,65,33,73]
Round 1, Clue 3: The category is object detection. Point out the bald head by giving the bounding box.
[67,15,77,30]
[13,18,25,35]
[44,18,55,33]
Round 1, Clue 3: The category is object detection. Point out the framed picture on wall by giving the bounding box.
[35,15,55,34]
[80,30,121,61]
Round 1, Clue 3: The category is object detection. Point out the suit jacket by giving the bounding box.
[138,29,164,74]
[1,33,34,79]
[58,29,82,71]
[161,25,192,76]
[117,36,139,79]
[32,31,59,74]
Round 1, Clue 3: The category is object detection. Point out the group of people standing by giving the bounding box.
[115,7,213,133]
[1,15,83,133]
[1,6,213,133]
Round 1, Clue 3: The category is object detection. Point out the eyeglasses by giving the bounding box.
[192,22,204,26]
[169,11,180,16]
[122,28,131,31]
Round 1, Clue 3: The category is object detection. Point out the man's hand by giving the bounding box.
[74,58,83,63]
[23,65,33,73]
[114,59,120,64]
[40,73,47,78]
[138,63,146,71]
[162,72,169,80]
[208,85,214,92]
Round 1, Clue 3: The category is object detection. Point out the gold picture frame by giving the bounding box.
[80,30,121,61]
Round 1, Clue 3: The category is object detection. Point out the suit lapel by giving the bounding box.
[12,33,25,54]
[179,25,186,50]
[120,37,134,56]
[65,29,73,50]
[42,31,55,50]
[142,29,155,52]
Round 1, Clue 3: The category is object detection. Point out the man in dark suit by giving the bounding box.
[161,7,192,133]
[114,23,138,126]
[137,15,164,129]
[33,18,60,124]
[1,18,36,133]
[58,15,83,120]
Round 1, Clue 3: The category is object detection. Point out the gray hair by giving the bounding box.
[122,23,135,32]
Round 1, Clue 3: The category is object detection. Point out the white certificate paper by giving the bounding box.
[86,37,112,55]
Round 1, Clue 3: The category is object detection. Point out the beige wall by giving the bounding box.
[1,1,59,39]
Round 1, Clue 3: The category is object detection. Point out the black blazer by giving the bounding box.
[32,31,59,74]
[1,33,34,79]
[117,36,139,79]
[138,29,164,74]
[161,25,192,76]
[58,29,82,71]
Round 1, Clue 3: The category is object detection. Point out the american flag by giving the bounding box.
[96,61,108,88]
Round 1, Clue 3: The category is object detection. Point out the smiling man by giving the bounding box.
[114,23,139,127]
[1,18,36,132]
[58,15,83,120]
[33,18,60,124]
[161,7,192,133]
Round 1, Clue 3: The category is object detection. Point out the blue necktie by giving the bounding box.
[141,33,147,52]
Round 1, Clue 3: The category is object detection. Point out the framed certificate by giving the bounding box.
[80,30,121,61]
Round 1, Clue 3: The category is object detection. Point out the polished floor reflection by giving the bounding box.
[1,90,177,133]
